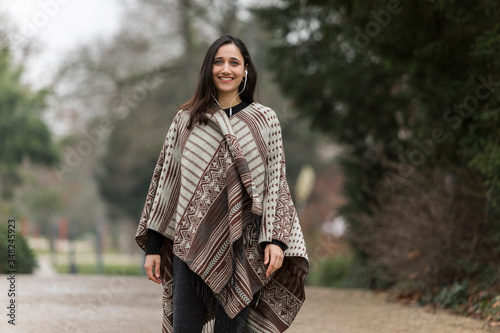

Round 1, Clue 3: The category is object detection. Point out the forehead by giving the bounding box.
[214,43,243,60]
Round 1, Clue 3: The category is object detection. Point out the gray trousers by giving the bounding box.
[172,254,249,333]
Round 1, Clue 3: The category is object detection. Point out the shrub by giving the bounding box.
[435,281,469,308]
[349,165,499,292]
[0,225,38,274]
[307,255,352,288]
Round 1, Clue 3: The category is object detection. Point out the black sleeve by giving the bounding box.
[261,239,287,252]
[145,229,166,255]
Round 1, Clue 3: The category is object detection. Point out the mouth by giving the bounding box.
[218,77,234,82]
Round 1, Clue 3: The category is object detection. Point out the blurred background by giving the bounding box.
[1,0,499,321]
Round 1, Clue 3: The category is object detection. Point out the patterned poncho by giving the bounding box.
[135,102,309,333]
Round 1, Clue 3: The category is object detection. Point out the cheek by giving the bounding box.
[232,71,242,83]
[211,69,219,85]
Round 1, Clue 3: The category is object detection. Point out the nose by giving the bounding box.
[221,62,230,73]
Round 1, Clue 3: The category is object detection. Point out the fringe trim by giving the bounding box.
[190,271,237,332]
[216,300,234,332]
[191,269,215,310]
[202,319,215,333]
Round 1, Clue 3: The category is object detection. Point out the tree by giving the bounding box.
[0,24,58,273]
[0,41,58,207]
[256,0,500,289]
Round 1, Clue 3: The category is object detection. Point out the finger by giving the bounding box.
[154,257,161,278]
[264,245,270,265]
[276,249,284,269]
[145,256,162,284]
[266,251,277,277]
[276,254,283,270]
[266,263,272,277]
[152,263,162,284]
[144,262,154,280]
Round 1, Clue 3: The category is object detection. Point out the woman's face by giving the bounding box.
[212,43,246,98]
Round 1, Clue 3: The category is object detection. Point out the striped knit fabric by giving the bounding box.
[135,102,309,333]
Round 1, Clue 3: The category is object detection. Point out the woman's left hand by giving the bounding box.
[264,244,284,277]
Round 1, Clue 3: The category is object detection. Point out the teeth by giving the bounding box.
[220,77,232,81]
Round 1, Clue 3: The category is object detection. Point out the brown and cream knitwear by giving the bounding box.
[135,102,309,333]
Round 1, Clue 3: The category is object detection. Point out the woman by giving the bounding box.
[135,35,309,333]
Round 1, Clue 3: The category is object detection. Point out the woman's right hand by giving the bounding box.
[144,254,162,284]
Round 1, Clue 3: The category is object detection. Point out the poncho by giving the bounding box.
[135,102,309,333]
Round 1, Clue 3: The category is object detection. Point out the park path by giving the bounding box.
[0,274,499,333]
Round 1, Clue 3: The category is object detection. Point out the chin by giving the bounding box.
[217,87,238,94]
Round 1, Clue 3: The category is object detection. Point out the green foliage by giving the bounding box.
[256,1,500,319]
[0,50,58,167]
[255,4,500,239]
[307,255,396,289]
[54,263,141,276]
[421,268,500,320]
[0,47,59,201]
[0,225,38,274]
[256,0,500,210]
[340,258,394,290]
[435,281,469,309]
[467,116,500,209]
[307,255,352,288]
[477,294,500,322]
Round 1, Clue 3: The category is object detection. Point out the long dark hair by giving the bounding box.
[182,35,258,129]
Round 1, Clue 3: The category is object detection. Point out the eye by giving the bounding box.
[231,61,239,66]
[214,60,222,65]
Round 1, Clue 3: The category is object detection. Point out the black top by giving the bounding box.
[145,101,286,254]
[223,100,250,117]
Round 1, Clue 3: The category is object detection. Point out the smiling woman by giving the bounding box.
[211,43,247,111]
[178,35,257,129]
[135,34,309,333]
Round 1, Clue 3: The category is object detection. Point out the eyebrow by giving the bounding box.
[214,56,241,61]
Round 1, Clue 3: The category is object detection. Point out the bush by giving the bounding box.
[307,255,352,288]
[435,281,469,309]
[349,166,498,291]
[340,259,395,290]
[0,225,38,274]
[344,164,500,320]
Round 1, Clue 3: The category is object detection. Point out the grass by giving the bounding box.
[54,263,143,276]
[33,244,145,276]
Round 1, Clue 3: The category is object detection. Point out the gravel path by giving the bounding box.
[0,274,498,333]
